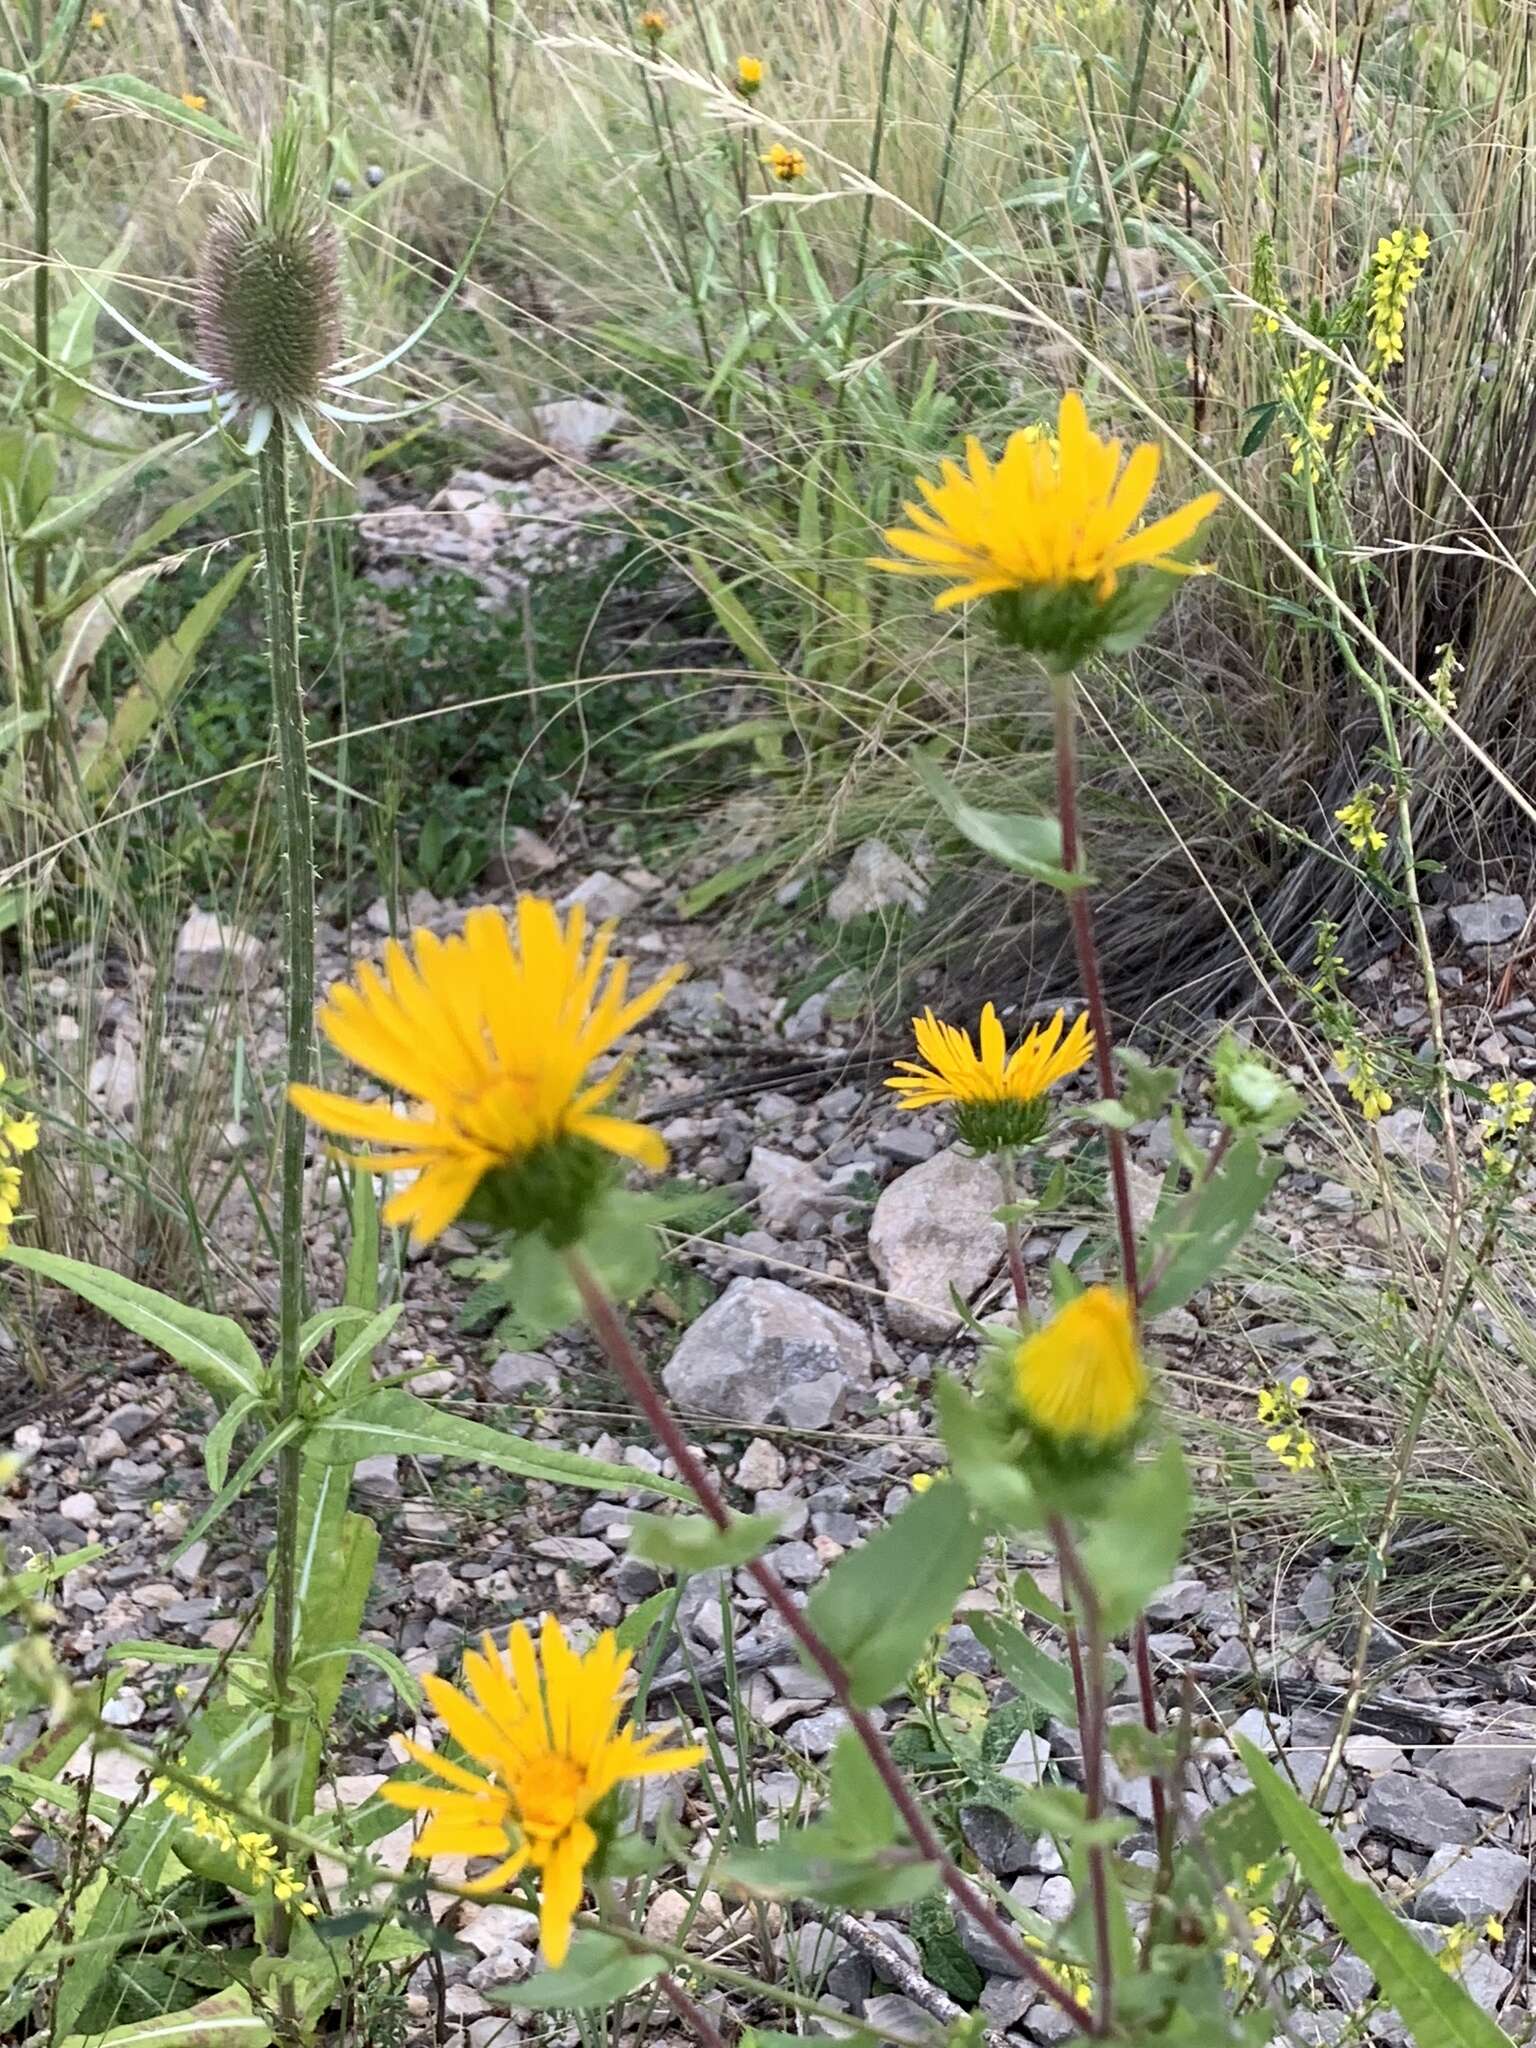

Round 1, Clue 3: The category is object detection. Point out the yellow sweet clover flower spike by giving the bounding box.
[871,392,1221,664]
[289,899,684,1246]
[1334,790,1387,856]
[761,142,807,183]
[0,1087,39,1251]
[1283,363,1333,480]
[151,1777,317,1914]
[1260,1376,1316,1472]
[1479,1077,1534,1179]
[379,1615,704,1966]
[735,54,764,95]
[1369,228,1429,369]
[1012,1287,1145,1447]
[887,1004,1092,1153]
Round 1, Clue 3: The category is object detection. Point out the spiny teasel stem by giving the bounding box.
[256,420,316,1993]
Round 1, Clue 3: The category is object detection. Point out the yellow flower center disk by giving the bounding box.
[515,1752,588,1842]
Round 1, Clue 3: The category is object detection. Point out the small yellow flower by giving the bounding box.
[761,141,806,183]
[180,91,207,112]
[290,899,683,1245]
[1334,791,1387,856]
[887,1004,1092,1152]
[1289,1375,1311,1400]
[1486,1918,1505,1944]
[735,54,764,95]
[638,8,667,36]
[873,393,1221,616]
[381,1616,703,1966]
[1339,1057,1392,1121]
[88,6,107,25]
[1012,1287,1145,1446]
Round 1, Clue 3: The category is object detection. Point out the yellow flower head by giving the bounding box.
[638,8,667,35]
[1369,227,1429,370]
[762,141,807,183]
[381,1616,703,1966]
[88,6,107,25]
[1012,1287,1145,1447]
[871,392,1220,662]
[289,899,683,1246]
[735,53,764,93]
[887,1004,1092,1153]
[181,91,207,112]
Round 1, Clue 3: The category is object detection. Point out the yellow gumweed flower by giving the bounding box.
[762,141,807,182]
[381,1616,703,1966]
[735,54,764,93]
[181,91,207,112]
[871,392,1220,661]
[887,1003,1092,1153]
[289,899,683,1246]
[1012,1287,1145,1446]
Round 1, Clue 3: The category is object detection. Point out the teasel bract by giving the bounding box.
[71,116,469,479]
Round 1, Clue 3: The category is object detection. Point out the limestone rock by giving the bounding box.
[826,838,927,922]
[174,908,264,993]
[869,1148,1006,1341]
[661,1277,872,1427]
[1447,896,1527,950]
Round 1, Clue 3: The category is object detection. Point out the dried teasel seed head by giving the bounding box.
[195,126,343,414]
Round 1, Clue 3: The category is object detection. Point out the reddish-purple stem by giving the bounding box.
[567,1252,1095,2036]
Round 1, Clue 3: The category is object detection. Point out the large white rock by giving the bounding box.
[174,908,265,993]
[869,1148,1007,1341]
[826,838,927,923]
[661,1277,872,1428]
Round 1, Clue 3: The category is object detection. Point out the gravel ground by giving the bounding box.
[7,749,1536,2040]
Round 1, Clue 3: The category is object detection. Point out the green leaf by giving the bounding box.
[203,1393,258,1494]
[629,1510,781,1573]
[2,1246,263,1406]
[1238,1742,1510,2048]
[0,1901,61,1996]
[291,1509,381,1815]
[806,1479,984,1707]
[969,1615,1078,1723]
[687,551,781,675]
[82,555,256,794]
[935,1375,1038,1529]
[492,1931,661,2010]
[55,73,245,147]
[343,1168,380,1312]
[616,1587,674,1654]
[1013,1566,1069,1631]
[16,435,191,546]
[1140,1135,1283,1316]
[914,753,1085,891]
[311,1388,690,1502]
[1077,1439,1190,1636]
[1115,1047,1181,1121]
[825,1730,899,1853]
